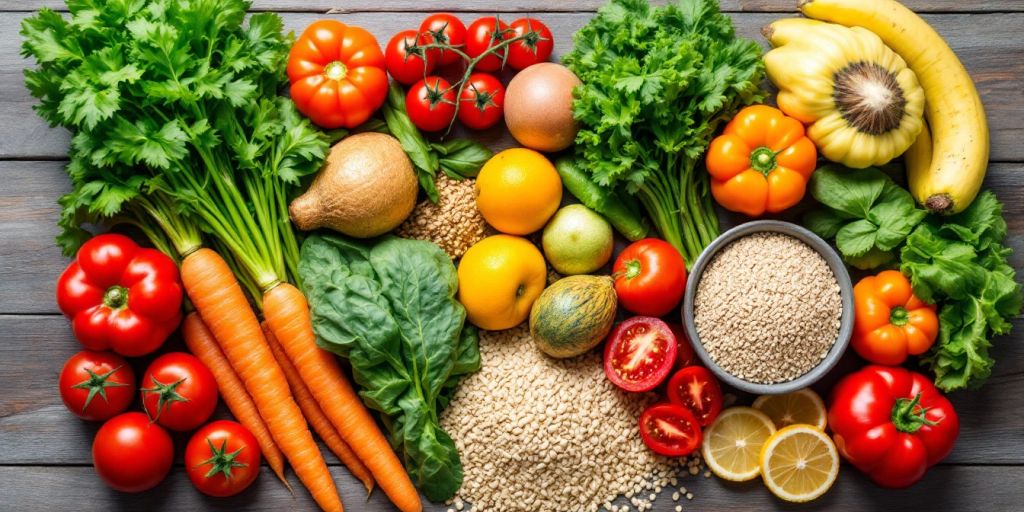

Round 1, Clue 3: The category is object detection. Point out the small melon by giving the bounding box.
[529,275,617,358]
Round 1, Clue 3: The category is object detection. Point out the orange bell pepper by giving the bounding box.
[852,270,939,365]
[705,105,817,217]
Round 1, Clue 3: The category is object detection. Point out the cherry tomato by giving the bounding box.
[92,412,174,492]
[506,18,554,70]
[603,316,678,392]
[141,352,218,432]
[185,420,261,497]
[59,350,135,421]
[666,366,723,427]
[420,13,467,66]
[465,16,510,72]
[639,403,702,457]
[667,323,696,370]
[458,72,505,130]
[613,238,688,317]
[385,29,439,86]
[406,76,457,132]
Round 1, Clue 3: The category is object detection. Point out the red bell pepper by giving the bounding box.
[57,234,183,357]
[828,365,959,488]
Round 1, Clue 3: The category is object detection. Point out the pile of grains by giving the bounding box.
[395,174,488,259]
[693,232,842,384]
[441,326,691,512]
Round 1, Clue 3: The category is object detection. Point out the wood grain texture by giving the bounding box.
[4,11,1024,160]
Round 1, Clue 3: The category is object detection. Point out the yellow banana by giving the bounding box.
[800,0,989,214]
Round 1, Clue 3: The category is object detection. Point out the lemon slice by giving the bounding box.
[759,425,840,503]
[753,389,827,430]
[701,406,777,482]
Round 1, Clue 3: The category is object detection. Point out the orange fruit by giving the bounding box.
[475,148,562,235]
[458,235,548,330]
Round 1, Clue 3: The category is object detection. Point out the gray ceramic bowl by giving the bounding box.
[682,220,854,395]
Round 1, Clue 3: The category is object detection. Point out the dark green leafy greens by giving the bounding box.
[805,165,927,269]
[900,191,1023,391]
[563,0,764,265]
[299,234,480,501]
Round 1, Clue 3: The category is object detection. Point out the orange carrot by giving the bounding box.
[184,312,288,486]
[182,249,343,512]
[263,321,376,494]
[263,283,422,512]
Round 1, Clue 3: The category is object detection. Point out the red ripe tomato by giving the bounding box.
[666,366,723,427]
[420,13,467,66]
[613,238,688,317]
[59,350,135,421]
[465,16,510,72]
[185,420,262,497]
[667,323,696,370]
[506,18,554,70]
[458,72,505,130]
[639,403,702,457]
[92,412,173,492]
[385,29,438,86]
[603,316,678,392]
[141,352,218,432]
[407,77,457,132]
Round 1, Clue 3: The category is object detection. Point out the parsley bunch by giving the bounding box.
[563,0,764,264]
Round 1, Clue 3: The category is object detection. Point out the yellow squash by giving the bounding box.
[763,18,925,169]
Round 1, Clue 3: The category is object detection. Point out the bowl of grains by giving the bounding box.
[682,220,853,395]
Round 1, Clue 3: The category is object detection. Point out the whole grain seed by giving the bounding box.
[395,174,489,259]
[694,232,842,384]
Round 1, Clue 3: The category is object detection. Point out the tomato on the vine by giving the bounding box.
[506,18,554,70]
[458,72,505,130]
[385,29,438,86]
[93,412,174,492]
[141,352,218,432]
[406,77,457,132]
[465,16,510,72]
[420,13,467,66]
[666,366,723,427]
[59,350,135,421]
[186,420,262,497]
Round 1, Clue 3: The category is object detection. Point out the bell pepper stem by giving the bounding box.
[102,286,129,309]
[891,392,941,433]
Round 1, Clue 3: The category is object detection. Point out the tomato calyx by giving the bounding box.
[749,146,779,176]
[142,375,190,423]
[323,61,348,81]
[71,365,128,412]
[514,18,551,56]
[620,258,643,280]
[463,81,500,112]
[889,306,910,326]
[890,392,940,434]
[199,438,249,479]
[422,79,455,109]
[102,285,129,309]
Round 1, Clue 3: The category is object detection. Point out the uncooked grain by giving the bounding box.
[694,232,841,384]
[395,173,488,259]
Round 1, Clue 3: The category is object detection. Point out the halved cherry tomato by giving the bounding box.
[604,317,678,392]
[465,16,510,72]
[59,350,135,421]
[458,72,505,130]
[667,323,696,370]
[639,403,702,457]
[420,13,467,66]
[141,352,218,432]
[186,420,261,497]
[666,366,723,427]
[92,412,173,492]
[613,238,687,317]
[506,18,554,70]
[385,29,438,86]
[407,77,457,132]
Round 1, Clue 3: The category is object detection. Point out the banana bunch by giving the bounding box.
[799,0,990,214]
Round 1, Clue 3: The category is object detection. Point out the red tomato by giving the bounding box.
[465,16,510,72]
[458,72,505,130]
[639,403,702,457]
[420,13,467,66]
[92,412,173,492]
[407,77,457,132]
[666,366,723,427]
[603,317,678,392]
[141,352,218,432]
[506,18,554,70]
[667,323,696,370]
[186,420,262,497]
[385,29,438,85]
[59,350,135,421]
[613,238,688,317]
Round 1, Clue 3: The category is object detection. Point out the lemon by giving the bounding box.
[752,389,827,430]
[759,424,839,503]
[701,407,777,482]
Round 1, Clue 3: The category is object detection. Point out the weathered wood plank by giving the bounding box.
[3,11,1024,160]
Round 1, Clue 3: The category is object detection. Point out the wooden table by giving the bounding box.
[1,1,1022,510]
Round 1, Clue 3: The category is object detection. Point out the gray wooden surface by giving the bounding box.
[1,1,1021,511]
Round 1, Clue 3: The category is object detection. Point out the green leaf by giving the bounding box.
[803,208,848,240]
[433,139,492,179]
[835,219,878,258]
[808,165,886,219]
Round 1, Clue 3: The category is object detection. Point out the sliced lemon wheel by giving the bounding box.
[753,389,827,430]
[701,406,777,482]
[759,424,840,503]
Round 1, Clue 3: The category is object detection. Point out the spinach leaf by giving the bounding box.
[432,139,493,179]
